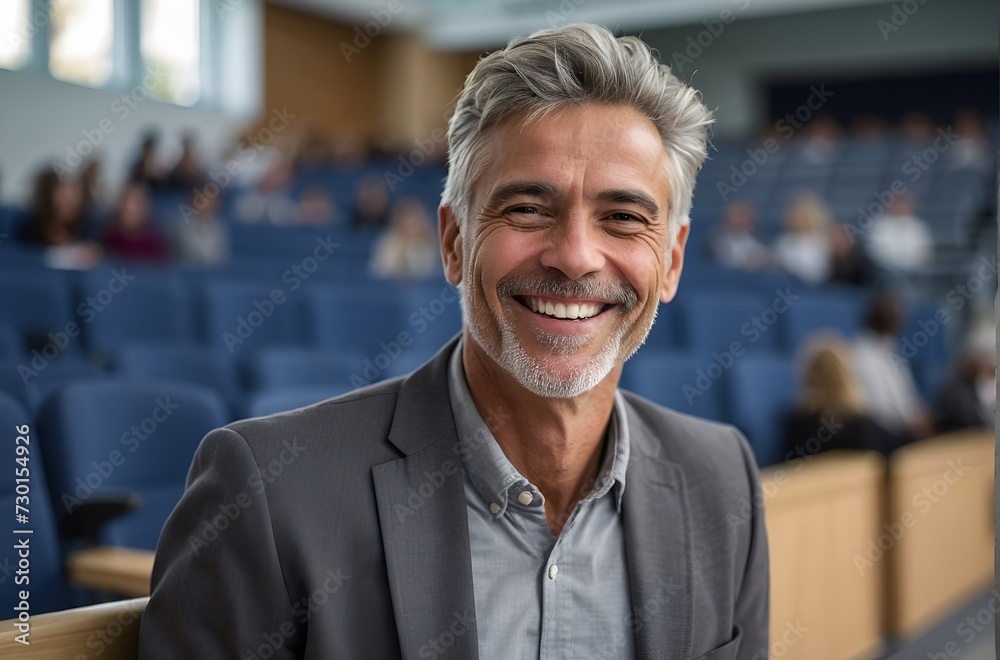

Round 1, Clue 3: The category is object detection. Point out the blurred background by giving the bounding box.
[0,0,996,658]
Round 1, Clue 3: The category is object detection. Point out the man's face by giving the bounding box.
[440,102,687,398]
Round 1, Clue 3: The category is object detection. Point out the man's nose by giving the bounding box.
[538,214,606,280]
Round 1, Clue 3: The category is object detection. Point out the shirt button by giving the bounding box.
[548,564,558,580]
[517,491,533,506]
[489,502,501,515]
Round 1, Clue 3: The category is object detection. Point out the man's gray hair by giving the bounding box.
[442,22,713,238]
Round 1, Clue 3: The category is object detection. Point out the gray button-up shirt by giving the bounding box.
[447,342,637,660]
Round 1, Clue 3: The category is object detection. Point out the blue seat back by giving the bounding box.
[622,350,725,421]
[38,379,228,550]
[201,280,304,356]
[80,269,194,357]
[246,385,352,418]
[728,353,798,467]
[0,392,70,613]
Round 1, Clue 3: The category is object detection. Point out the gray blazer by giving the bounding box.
[139,338,769,659]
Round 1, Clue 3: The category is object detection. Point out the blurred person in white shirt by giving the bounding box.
[772,193,832,284]
[852,292,934,449]
[866,192,932,275]
[707,200,772,271]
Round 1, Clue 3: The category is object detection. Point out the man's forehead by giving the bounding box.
[472,104,670,199]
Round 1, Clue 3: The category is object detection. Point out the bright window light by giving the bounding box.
[0,0,31,71]
[141,0,200,106]
[49,0,114,87]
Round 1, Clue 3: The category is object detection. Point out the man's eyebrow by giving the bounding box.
[596,189,662,219]
[484,181,558,209]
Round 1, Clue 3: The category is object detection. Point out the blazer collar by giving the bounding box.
[621,398,695,660]
[373,336,480,660]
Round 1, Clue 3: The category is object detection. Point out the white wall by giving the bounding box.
[639,0,998,136]
[0,0,264,205]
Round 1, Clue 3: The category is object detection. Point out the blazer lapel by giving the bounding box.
[373,338,480,660]
[622,409,694,660]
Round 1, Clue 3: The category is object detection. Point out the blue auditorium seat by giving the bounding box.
[114,345,241,417]
[0,271,78,354]
[677,290,780,353]
[0,322,22,360]
[37,380,228,550]
[246,385,353,418]
[79,268,195,358]
[783,290,866,351]
[307,285,408,354]
[201,280,305,356]
[0,356,105,412]
[621,350,725,421]
[246,347,359,391]
[401,283,463,353]
[0,392,72,614]
[728,352,798,467]
[640,302,682,350]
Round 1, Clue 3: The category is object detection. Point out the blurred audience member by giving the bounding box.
[233,158,298,224]
[934,325,996,433]
[19,167,102,268]
[866,193,932,274]
[949,109,993,173]
[173,192,229,266]
[899,112,935,142]
[784,336,885,458]
[296,128,334,169]
[129,132,165,188]
[20,167,90,245]
[707,200,771,271]
[102,183,168,262]
[166,135,207,190]
[828,223,872,287]
[297,187,337,225]
[773,193,832,284]
[80,159,111,215]
[351,174,391,230]
[848,115,887,142]
[852,293,933,448]
[798,115,841,165]
[369,198,439,280]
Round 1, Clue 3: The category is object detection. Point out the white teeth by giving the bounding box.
[525,297,602,320]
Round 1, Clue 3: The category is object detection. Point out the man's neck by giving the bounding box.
[461,333,619,535]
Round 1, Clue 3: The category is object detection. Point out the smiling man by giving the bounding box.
[140,23,768,660]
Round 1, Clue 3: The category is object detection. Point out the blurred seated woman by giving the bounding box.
[19,167,102,268]
[784,336,886,460]
[772,193,833,284]
[369,198,439,280]
[102,182,168,262]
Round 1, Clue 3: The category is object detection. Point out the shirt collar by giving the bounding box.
[447,339,629,519]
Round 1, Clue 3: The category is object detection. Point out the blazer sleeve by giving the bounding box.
[138,427,303,659]
[732,427,770,660]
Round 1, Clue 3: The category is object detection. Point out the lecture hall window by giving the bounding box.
[0,0,30,71]
[49,0,115,87]
[141,0,200,105]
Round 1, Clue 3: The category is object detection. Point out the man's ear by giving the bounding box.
[439,204,463,286]
[659,223,688,303]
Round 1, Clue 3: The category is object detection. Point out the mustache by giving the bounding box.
[496,273,639,308]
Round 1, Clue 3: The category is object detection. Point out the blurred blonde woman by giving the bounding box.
[783,335,885,460]
[773,193,833,283]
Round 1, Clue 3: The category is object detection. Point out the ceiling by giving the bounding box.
[270,0,901,50]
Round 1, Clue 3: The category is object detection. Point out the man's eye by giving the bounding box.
[608,212,642,223]
[507,205,543,216]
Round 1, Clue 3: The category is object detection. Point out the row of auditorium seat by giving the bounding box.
[0,265,950,362]
[0,339,949,472]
